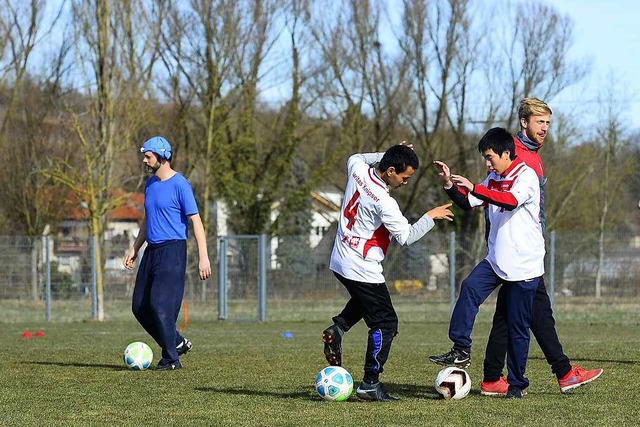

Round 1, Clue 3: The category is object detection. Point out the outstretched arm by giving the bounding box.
[469,183,518,211]
[404,203,454,245]
[450,173,517,211]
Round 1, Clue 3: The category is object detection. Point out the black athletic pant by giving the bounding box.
[483,278,571,382]
[331,272,398,384]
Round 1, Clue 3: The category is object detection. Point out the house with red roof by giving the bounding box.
[54,190,144,286]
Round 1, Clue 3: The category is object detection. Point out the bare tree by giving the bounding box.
[396,0,489,270]
[46,0,162,320]
[480,1,589,130]
[543,113,595,231]
[307,0,410,192]
[0,0,51,234]
[0,0,70,301]
[156,0,263,233]
[0,0,44,133]
[592,79,633,298]
[398,0,480,204]
[159,0,337,236]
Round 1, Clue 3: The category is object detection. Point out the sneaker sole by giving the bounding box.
[322,331,341,366]
[481,388,527,397]
[155,362,182,371]
[560,369,603,393]
[355,391,374,401]
[480,390,506,397]
[355,391,399,402]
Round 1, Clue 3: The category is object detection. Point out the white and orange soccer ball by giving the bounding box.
[434,366,471,400]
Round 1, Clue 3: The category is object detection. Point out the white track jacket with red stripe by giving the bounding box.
[467,158,545,281]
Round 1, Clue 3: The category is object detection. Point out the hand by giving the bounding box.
[433,161,453,187]
[123,248,137,270]
[427,203,454,221]
[451,174,474,192]
[399,140,414,149]
[199,258,212,280]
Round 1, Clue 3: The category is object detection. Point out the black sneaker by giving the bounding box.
[356,381,399,402]
[322,325,343,366]
[176,338,192,356]
[429,348,471,368]
[505,386,526,399]
[156,360,182,371]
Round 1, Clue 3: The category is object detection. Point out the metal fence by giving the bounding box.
[1,231,640,323]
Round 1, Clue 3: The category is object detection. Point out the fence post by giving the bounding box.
[449,231,456,314]
[258,234,267,321]
[45,235,51,322]
[218,237,227,320]
[91,235,98,319]
[549,230,556,308]
[31,239,39,301]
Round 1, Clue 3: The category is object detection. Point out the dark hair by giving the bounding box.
[379,145,419,173]
[478,127,515,160]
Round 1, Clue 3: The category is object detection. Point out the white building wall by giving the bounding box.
[211,189,343,268]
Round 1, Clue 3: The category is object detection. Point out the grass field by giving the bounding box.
[1,314,639,427]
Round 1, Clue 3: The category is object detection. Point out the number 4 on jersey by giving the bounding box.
[344,190,360,230]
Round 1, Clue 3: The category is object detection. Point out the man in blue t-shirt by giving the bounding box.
[124,136,211,370]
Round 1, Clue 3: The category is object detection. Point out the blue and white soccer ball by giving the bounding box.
[123,341,153,371]
[434,366,471,400]
[315,366,353,401]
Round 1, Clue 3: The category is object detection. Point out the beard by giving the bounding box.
[524,128,544,145]
[146,163,161,174]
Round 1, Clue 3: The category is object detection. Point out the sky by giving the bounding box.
[543,0,640,131]
[36,0,640,132]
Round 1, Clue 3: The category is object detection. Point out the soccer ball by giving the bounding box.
[315,366,353,401]
[434,366,471,400]
[123,341,153,371]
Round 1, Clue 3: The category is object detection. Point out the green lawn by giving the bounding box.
[1,315,638,427]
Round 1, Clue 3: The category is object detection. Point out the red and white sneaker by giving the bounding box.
[481,376,528,397]
[558,366,603,393]
[480,376,508,396]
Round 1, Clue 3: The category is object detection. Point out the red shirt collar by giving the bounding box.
[500,157,524,177]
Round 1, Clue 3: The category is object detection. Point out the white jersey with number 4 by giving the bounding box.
[330,153,434,283]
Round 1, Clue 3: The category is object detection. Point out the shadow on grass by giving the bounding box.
[194,386,313,399]
[195,383,446,401]
[529,355,637,365]
[388,383,443,400]
[25,361,126,370]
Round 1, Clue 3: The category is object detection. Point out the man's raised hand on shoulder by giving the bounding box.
[433,161,453,189]
[399,140,414,149]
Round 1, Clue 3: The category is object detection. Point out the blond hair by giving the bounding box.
[518,98,552,120]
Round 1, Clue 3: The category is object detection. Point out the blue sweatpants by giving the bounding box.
[132,240,187,364]
[448,259,539,388]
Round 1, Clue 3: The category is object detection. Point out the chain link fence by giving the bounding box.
[1,231,639,323]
